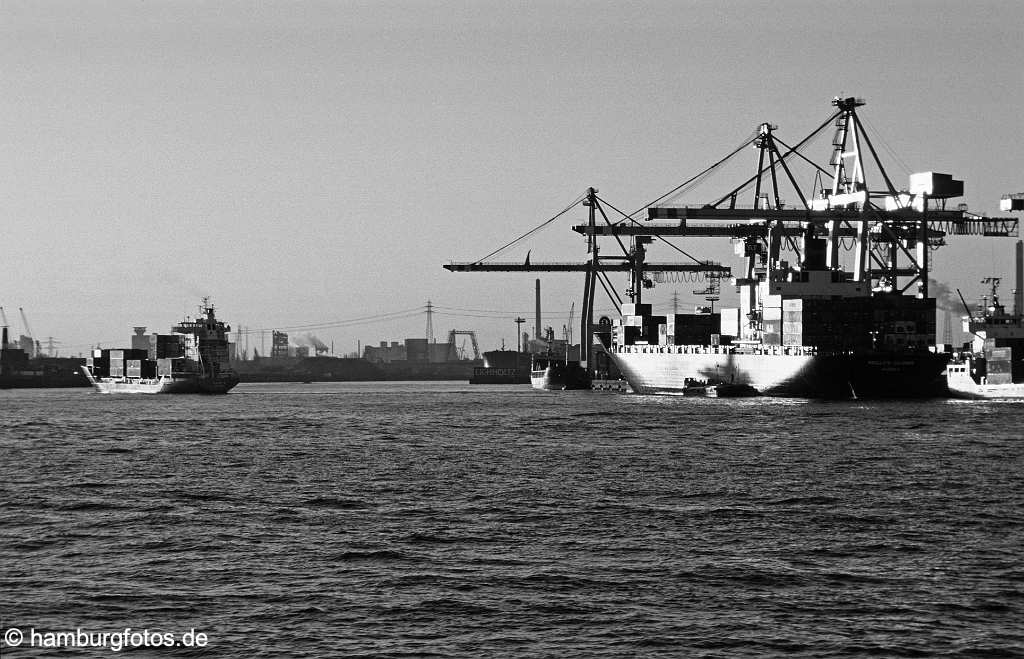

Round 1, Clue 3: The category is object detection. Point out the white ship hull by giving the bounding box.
[946,364,1024,399]
[81,367,237,394]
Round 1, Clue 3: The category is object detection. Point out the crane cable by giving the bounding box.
[470,191,588,264]
[237,307,425,333]
[611,128,760,227]
[596,194,705,265]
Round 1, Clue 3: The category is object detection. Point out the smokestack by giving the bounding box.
[1016,240,1023,316]
[535,278,542,339]
[1,326,7,349]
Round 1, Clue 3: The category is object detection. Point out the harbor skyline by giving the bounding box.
[3,0,1023,353]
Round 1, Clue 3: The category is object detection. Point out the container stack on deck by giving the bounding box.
[979,339,1024,384]
[87,333,189,380]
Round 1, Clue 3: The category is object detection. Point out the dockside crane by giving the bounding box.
[444,187,731,372]
[574,97,1018,317]
[446,330,480,360]
[18,307,36,357]
[18,308,33,339]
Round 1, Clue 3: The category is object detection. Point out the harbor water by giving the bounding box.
[2,382,1022,657]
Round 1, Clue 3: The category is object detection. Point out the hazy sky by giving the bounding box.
[3,0,1022,354]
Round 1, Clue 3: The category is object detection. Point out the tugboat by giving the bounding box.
[946,238,1024,399]
[82,298,239,394]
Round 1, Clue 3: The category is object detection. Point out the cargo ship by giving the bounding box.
[82,299,238,394]
[588,97,1018,399]
[945,238,1024,399]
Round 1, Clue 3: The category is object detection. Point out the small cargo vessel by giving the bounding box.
[529,327,591,390]
[530,354,590,390]
[82,299,239,394]
[946,239,1024,399]
[679,378,759,397]
[470,348,531,384]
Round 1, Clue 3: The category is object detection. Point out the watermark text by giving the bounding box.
[4,627,209,652]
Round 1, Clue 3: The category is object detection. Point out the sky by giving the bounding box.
[2,0,1022,355]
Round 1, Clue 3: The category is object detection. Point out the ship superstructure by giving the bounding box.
[82,299,239,394]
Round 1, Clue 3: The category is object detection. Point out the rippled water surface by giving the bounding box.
[2,382,1023,657]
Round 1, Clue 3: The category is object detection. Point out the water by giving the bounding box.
[2,382,1023,657]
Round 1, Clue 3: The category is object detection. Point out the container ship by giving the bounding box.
[82,299,238,394]
[585,98,1019,398]
[595,98,972,398]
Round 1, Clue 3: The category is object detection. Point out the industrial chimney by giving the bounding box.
[1015,240,1023,317]
[535,278,542,339]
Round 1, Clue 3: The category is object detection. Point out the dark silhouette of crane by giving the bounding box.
[446,330,480,360]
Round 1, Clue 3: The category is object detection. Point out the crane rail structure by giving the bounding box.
[443,261,730,273]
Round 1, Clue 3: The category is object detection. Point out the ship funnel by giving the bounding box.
[535,278,542,339]
[1016,240,1023,316]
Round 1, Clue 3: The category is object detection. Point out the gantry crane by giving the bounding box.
[446,330,480,360]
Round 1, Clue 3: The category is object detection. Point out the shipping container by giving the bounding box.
[986,347,1013,362]
[987,371,1013,385]
[720,308,740,337]
[621,303,652,317]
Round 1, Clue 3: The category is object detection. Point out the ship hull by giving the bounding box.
[0,358,89,389]
[83,367,238,394]
[0,374,89,389]
[530,360,591,391]
[610,347,948,399]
